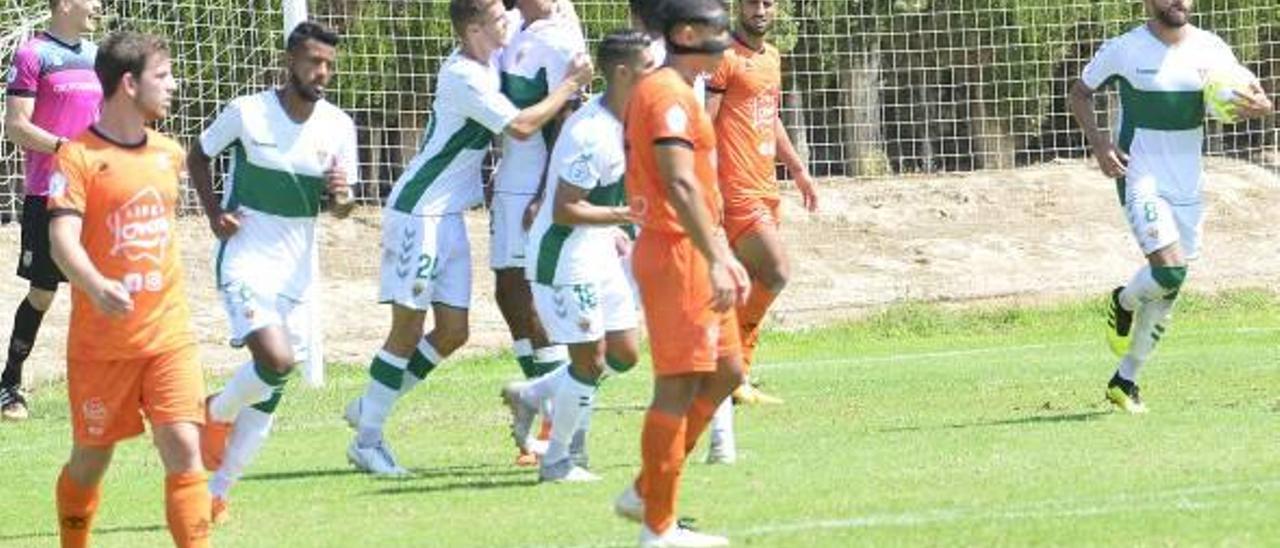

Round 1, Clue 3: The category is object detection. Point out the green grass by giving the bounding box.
[3,289,1279,546]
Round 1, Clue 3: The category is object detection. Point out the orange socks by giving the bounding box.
[638,409,687,534]
[737,281,778,374]
[56,467,100,548]
[165,471,212,548]
[682,397,720,456]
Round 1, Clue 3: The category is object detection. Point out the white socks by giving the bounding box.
[359,350,408,447]
[1119,265,1165,311]
[1118,296,1176,382]
[211,361,274,423]
[544,372,596,465]
[209,406,274,499]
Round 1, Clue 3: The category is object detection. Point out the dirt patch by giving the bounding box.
[3,158,1276,385]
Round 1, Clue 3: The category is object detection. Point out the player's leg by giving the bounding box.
[3,195,65,421]
[570,266,642,469]
[1109,187,1189,413]
[347,303,425,475]
[206,321,296,519]
[729,208,788,405]
[58,443,114,548]
[144,345,212,547]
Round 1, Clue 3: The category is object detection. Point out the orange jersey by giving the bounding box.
[707,37,782,199]
[624,67,722,235]
[48,127,195,362]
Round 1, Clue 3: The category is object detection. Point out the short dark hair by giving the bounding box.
[629,0,663,32]
[659,0,729,35]
[95,31,169,98]
[287,21,340,52]
[450,0,491,35]
[597,29,650,79]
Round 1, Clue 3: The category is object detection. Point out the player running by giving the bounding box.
[189,22,355,524]
[501,29,654,483]
[344,0,591,476]
[491,0,586,465]
[48,31,211,547]
[1069,0,1272,413]
[612,1,746,545]
[0,0,103,421]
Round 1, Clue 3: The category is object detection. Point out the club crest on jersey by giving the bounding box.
[4,67,15,85]
[107,187,170,265]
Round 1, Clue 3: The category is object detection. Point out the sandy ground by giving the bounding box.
[2,158,1277,386]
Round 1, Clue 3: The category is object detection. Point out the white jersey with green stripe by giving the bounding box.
[493,16,586,195]
[525,95,626,286]
[200,89,358,299]
[1082,24,1245,206]
[387,50,520,216]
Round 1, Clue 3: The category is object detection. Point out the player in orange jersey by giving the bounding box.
[707,0,816,403]
[611,1,746,545]
[46,32,211,548]
[699,0,819,464]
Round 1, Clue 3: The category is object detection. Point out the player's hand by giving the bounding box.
[794,171,819,213]
[1232,82,1274,120]
[326,158,355,219]
[709,256,751,312]
[566,53,593,89]
[208,210,242,241]
[522,198,541,231]
[1092,142,1128,179]
[90,277,133,317]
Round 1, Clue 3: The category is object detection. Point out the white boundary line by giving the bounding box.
[564,478,1280,547]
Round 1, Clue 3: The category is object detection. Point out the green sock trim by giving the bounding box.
[1151,266,1187,291]
[408,349,438,381]
[517,355,538,379]
[567,363,599,387]
[605,355,636,374]
[524,358,560,378]
[253,362,291,387]
[251,387,285,414]
[369,355,404,390]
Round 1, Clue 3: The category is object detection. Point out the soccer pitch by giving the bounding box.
[2,290,1278,546]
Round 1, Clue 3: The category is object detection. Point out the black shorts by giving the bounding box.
[17,195,65,291]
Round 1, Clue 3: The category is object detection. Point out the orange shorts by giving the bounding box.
[723,194,781,247]
[632,231,742,376]
[67,344,205,446]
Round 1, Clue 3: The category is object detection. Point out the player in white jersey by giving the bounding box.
[188,22,356,524]
[1069,0,1272,414]
[489,0,587,465]
[500,30,656,483]
[343,0,592,476]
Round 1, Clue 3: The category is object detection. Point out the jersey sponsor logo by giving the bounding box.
[107,186,171,266]
[52,81,101,94]
[664,105,688,134]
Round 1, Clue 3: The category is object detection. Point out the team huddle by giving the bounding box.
[0,0,1272,546]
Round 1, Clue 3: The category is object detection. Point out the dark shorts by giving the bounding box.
[17,195,65,291]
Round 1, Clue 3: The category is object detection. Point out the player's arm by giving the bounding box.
[3,96,63,153]
[505,54,593,140]
[325,120,359,219]
[655,141,749,311]
[552,181,631,226]
[49,214,132,317]
[186,145,240,240]
[774,115,818,212]
[1068,80,1126,179]
[1233,81,1274,120]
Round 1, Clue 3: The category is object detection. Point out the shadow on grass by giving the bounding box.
[366,463,633,495]
[879,411,1110,433]
[243,463,532,483]
[0,524,165,542]
[370,476,539,495]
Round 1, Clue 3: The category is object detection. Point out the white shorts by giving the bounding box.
[219,281,315,363]
[379,210,471,311]
[1122,177,1203,260]
[490,192,535,270]
[531,260,638,345]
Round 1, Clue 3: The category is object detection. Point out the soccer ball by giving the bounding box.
[1204,64,1257,124]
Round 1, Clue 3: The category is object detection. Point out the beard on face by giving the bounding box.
[743,16,771,37]
[290,69,323,102]
[1155,4,1190,28]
